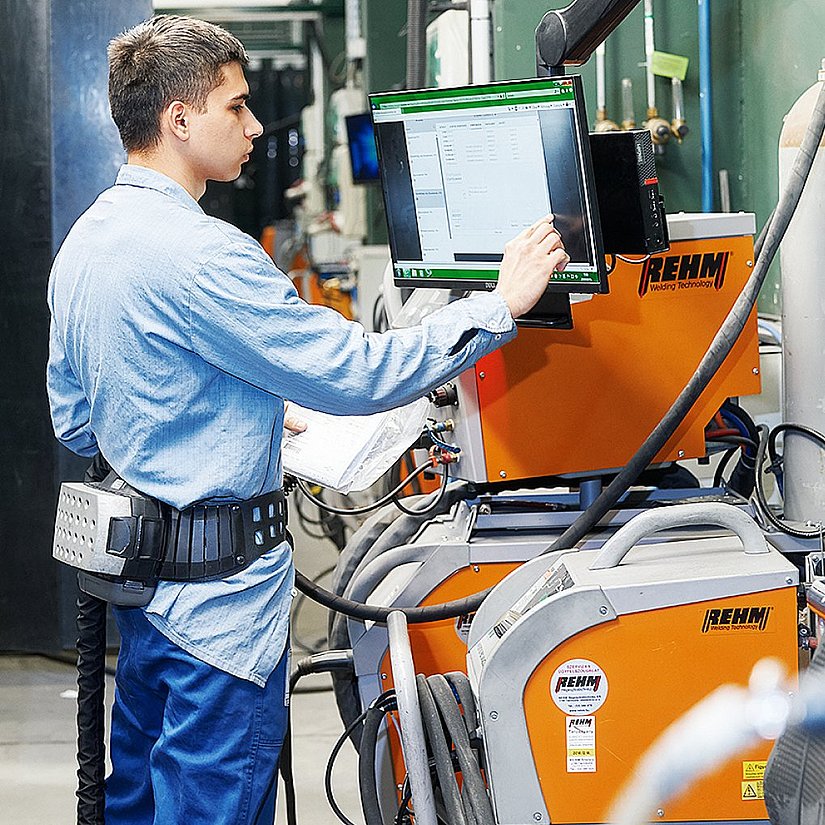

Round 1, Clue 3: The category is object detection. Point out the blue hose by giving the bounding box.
[698,0,713,211]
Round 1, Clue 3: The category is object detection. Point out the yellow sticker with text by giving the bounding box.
[743,761,767,780]
[742,781,764,800]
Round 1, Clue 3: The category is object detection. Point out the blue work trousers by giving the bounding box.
[105,607,289,824]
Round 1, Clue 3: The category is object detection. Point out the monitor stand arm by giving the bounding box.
[521,0,641,328]
[516,291,573,330]
[535,0,641,76]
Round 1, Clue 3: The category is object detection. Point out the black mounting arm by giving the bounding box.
[536,0,641,76]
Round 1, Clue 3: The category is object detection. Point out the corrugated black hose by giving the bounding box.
[75,590,108,825]
[416,674,467,825]
[358,695,398,825]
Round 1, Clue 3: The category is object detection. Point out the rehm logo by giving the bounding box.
[638,251,729,296]
[555,675,602,692]
[701,605,772,633]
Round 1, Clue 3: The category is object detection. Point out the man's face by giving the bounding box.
[184,61,263,183]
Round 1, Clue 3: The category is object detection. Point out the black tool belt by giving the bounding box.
[73,466,289,606]
[157,489,288,581]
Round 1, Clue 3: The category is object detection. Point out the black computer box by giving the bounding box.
[588,129,669,255]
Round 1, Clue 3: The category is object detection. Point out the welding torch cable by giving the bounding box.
[543,77,825,556]
[416,674,468,825]
[443,671,478,734]
[357,694,401,825]
[296,458,436,517]
[427,674,496,825]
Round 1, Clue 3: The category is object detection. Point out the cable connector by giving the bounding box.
[429,419,455,433]
[428,383,459,408]
[430,446,461,466]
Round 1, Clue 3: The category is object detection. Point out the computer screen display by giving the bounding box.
[370,76,607,292]
[344,112,380,185]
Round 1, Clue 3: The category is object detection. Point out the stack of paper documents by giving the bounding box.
[281,397,431,493]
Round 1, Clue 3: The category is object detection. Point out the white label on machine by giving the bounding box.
[551,659,608,715]
[566,716,596,773]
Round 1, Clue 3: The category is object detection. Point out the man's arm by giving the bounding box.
[187,218,567,417]
[46,317,98,457]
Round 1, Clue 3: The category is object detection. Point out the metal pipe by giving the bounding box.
[406,0,428,89]
[698,0,714,211]
[469,0,492,83]
[621,77,636,128]
[643,0,656,114]
[596,41,607,113]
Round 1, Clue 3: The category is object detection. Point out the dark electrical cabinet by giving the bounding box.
[0,0,152,651]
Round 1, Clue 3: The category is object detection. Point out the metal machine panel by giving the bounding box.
[473,226,759,482]
[472,539,799,825]
[473,588,617,825]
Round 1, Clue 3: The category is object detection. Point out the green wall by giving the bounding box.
[492,0,825,311]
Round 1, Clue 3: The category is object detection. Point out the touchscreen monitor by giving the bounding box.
[370,76,607,294]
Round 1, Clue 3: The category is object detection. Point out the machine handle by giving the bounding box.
[589,502,768,570]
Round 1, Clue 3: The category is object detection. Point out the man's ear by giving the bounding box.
[164,101,190,142]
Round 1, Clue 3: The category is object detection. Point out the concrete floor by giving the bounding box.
[0,514,364,824]
[0,656,361,824]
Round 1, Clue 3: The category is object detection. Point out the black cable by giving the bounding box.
[769,422,825,461]
[294,489,349,549]
[416,674,467,825]
[400,451,423,496]
[356,692,399,825]
[713,447,740,488]
[297,460,434,517]
[395,781,413,825]
[34,652,116,678]
[392,467,449,516]
[706,434,758,451]
[295,569,490,624]
[291,564,337,654]
[754,423,825,539]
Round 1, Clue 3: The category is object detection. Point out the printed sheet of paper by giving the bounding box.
[281,398,430,493]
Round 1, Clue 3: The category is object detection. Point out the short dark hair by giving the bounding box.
[108,15,249,152]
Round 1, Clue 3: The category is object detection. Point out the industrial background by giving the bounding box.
[2,1,825,824]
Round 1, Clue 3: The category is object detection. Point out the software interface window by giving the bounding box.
[371,78,602,289]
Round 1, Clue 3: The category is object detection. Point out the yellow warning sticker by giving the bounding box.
[741,781,764,800]
[743,761,767,780]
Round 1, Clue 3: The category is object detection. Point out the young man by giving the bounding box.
[47,14,568,825]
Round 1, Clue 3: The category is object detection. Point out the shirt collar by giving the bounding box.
[115,164,203,213]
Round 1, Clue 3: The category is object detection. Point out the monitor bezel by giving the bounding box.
[344,111,381,186]
[369,75,608,295]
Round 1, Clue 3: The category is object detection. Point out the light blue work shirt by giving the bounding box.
[47,164,516,686]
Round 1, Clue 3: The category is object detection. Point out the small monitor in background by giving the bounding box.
[345,112,380,184]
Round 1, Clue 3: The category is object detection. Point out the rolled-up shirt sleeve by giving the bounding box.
[187,235,516,415]
[46,317,98,457]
